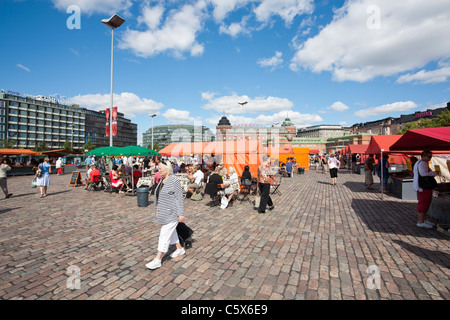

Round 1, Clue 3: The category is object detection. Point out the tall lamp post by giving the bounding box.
[149,114,157,150]
[101,14,125,147]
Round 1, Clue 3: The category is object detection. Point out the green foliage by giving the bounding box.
[82,139,96,152]
[1,138,16,149]
[34,141,49,152]
[63,139,72,150]
[399,110,450,134]
[147,144,159,152]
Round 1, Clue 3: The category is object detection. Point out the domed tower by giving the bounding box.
[281,118,296,135]
[216,116,232,141]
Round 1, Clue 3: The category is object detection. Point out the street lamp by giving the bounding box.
[149,114,156,150]
[101,14,125,147]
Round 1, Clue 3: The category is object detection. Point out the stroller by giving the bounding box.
[176,222,194,249]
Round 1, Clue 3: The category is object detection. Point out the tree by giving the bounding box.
[147,144,159,152]
[63,139,72,150]
[34,141,49,152]
[82,139,96,152]
[1,138,16,149]
[434,109,450,127]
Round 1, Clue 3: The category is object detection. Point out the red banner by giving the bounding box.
[112,106,118,137]
[105,108,110,137]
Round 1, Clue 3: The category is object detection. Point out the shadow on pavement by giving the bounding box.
[351,198,448,240]
[392,239,450,269]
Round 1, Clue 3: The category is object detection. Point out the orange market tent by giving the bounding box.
[293,148,310,170]
[348,144,368,155]
[0,148,38,155]
[266,146,295,164]
[206,140,266,178]
[159,142,209,157]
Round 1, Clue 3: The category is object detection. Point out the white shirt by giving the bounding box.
[56,159,62,169]
[193,170,204,186]
[328,157,340,169]
[413,160,437,192]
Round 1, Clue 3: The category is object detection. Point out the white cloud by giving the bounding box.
[219,18,251,38]
[327,101,349,112]
[70,92,164,118]
[17,64,30,72]
[254,0,314,25]
[201,92,294,114]
[257,51,283,70]
[119,1,207,58]
[290,0,450,82]
[205,110,322,127]
[51,0,133,15]
[162,108,197,124]
[354,101,418,118]
[210,0,250,23]
[396,67,450,84]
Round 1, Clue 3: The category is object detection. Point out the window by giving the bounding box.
[9,108,18,115]
[29,112,36,117]
[9,101,19,107]
[20,103,28,109]
[29,104,36,110]
[28,126,36,132]
[19,118,27,123]
[20,125,27,131]
[28,119,36,124]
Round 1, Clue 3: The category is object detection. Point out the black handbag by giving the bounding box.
[418,160,437,189]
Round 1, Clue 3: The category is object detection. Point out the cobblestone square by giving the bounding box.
[0,169,449,300]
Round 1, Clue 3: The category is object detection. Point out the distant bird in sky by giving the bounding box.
[238,101,248,106]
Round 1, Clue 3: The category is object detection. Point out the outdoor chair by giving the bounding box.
[238,177,253,204]
[86,175,102,191]
[270,174,282,196]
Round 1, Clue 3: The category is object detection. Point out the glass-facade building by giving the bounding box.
[142,124,214,150]
[0,91,137,150]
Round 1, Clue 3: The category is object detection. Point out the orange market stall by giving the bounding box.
[390,127,450,224]
[204,140,266,178]
[293,148,310,172]
[0,148,40,176]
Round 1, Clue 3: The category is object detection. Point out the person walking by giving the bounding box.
[0,157,13,199]
[327,154,340,185]
[36,157,51,198]
[377,154,390,193]
[364,154,375,189]
[146,161,185,270]
[256,156,276,214]
[321,154,328,174]
[56,157,63,175]
[413,150,437,229]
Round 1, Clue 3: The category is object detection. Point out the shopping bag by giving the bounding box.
[220,196,229,209]
[31,178,37,188]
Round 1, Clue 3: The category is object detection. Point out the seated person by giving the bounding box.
[224,166,239,203]
[110,164,129,194]
[132,164,142,187]
[85,165,101,190]
[187,165,204,196]
[173,163,181,174]
[204,166,229,205]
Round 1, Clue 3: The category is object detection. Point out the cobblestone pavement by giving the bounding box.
[0,169,449,300]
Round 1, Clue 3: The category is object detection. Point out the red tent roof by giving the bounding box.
[0,148,38,155]
[390,127,450,151]
[309,149,320,154]
[365,135,402,154]
[347,144,368,154]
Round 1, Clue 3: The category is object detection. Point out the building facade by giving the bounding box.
[83,108,137,148]
[351,103,450,135]
[297,124,350,139]
[142,124,214,150]
[0,91,137,150]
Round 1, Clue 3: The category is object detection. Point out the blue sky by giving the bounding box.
[1,0,449,144]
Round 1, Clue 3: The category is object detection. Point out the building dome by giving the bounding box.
[218,116,231,126]
[281,118,294,127]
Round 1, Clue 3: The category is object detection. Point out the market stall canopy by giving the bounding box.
[390,127,450,151]
[0,148,38,155]
[365,135,403,154]
[309,149,320,154]
[40,149,83,158]
[348,144,369,154]
[160,142,209,157]
[116,146,160,157]
[86,146,122,156]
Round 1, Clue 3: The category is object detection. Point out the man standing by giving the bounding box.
[84,156,92,170]
[364,154,375,189]
[257,156,276,214]
[0,157,13,198]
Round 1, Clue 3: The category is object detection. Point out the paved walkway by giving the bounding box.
[0,169,449,300]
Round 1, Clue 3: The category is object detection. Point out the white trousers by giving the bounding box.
[158,220,179,253]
